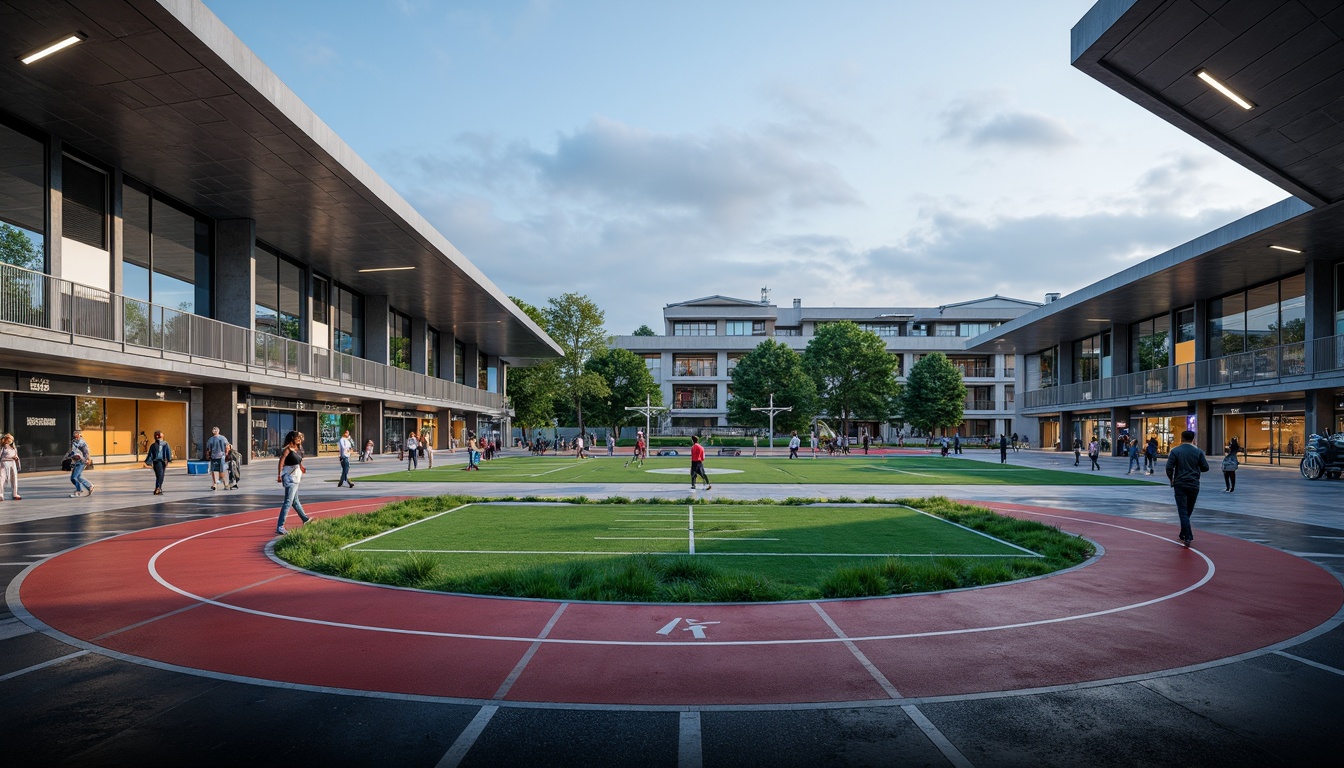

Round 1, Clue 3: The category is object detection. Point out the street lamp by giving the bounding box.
[624,393,669,442]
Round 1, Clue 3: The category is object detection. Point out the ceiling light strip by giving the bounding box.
[357,266,417,273]
[1268,245,1301,254]
[20,34,84,64]
[1195,70,1254,110]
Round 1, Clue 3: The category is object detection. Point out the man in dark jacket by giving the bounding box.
[1165,429,1209,547]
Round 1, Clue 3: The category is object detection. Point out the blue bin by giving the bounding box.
[187,460,209,475]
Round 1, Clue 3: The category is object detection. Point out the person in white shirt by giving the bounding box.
[405,432,419,470]
[788,431,801,459]
[337,430,355,488]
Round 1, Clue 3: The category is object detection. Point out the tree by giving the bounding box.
[544,292,610,438]
[726,339,817,435]
[801,321,901,438]
[506,297,563,440]
[582,348,662,437]
[632,324,656,337]
[0,223,43,269]
[898,351,967,437]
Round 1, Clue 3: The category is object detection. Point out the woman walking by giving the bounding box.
[1087,438,1100,470]
[66,430,93,497]
[144,431,173,495]
[1222,442,1240,492]
[0,433,21,501]
[405,431,419,470]
[275,430,311,535]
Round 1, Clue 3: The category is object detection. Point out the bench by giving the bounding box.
[716,447,741,456]
[656,449,679,457]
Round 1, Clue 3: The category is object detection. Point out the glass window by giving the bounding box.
[151,197,211,316]
[1038,346,1057,388]
[389,308,412,370]
[254,246,303,340]
[333,284,362,357]
[909,323,928,337]
[62,156,107,250]
[959,322,998,337]
[1208,294,1245,358]
[1279,273,1306,344]
[1073,335,1101,383]
[643,353,661,381]
[673,354,717,376]
[0,122,46,270]
[1336,262,1344,335]
[122,184,150,302]
[673,385,717,409]
[454,340,466,385]
[478,351,489,390]
[673,322,716,336]
[1132,315,1171,372]
[1245,283,1279,351]
[856,322,900,337]
[427,329,440,378]
[312,276,330,326]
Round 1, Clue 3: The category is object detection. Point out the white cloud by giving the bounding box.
[939,97,1078,151]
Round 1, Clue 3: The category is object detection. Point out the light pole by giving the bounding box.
[624,393,668,442]
[751,393,792,451]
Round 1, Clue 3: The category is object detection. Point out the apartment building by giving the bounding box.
[613,293,1038,440]
[0,0,560,469]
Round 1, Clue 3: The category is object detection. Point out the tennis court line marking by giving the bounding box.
[907,505,1041,558]
[342,503,474,550]
[354,549,1034,558]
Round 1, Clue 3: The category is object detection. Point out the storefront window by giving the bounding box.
[255,245,304,340]
[319,412,359,454]
[1132,314,1171,372]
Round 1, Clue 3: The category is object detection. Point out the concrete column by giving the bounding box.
[410,316,428,374]
[464,342,481,388]
[1192,401,1213,453]
[110,168,124,295]
[1304,259,1333,342]
[436,409,453,449]
[1111,406,1131,456]
[361,399,384,453]
[500,362,508,398]
[203,383,240,455]
[441,332,457,382]
[1305,390,1334,440]
[45,136,62,275]
[1057,344,1075,387]
[1110,324,1131,377]
[214,219,255,329]
[1059,410,1075,452]
[363,295,390,365]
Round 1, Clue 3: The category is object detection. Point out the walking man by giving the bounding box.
[1145,436,1159,475]
[1165,429,1209,547]
[144,430,172,495]
[337,429,355,488]
[999,433,1008,464]
[205,427,229,490]
[788,431,800,459]
[690,435,711,491]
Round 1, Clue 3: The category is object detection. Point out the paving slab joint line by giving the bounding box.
[435,704,498,768]
[0,650,89,683]
[678,711,702,768]
[1274,651,1344,677]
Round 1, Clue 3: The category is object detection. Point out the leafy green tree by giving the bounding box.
[632,324,656,336]
[899,352,967,437]
[726,339,816,434]
[582,348,662,437]
[801,321,901,437]
[506,297,563,440]
[544,292,610,437]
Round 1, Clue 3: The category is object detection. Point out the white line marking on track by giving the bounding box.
[0,651,89,683]
[678,711,703,768]
[493,603,569,700]
[1274,651,1344,676]
[435,704,498,768]
[354,549,1032,558]
[145,508,1216,647]
[594,537,781,541]
[688,505,695,555]
[811,602,901,698]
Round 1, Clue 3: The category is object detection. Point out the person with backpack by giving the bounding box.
[66,430,93,498]
[144,430,173,495]
[1145,436,1159,475]
[1221,442,1240,492]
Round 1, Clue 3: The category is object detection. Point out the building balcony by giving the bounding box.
[1021,337,1343,412]
[0,261,507,413]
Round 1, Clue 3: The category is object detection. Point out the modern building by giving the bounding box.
[976,0,1344,465]
[613,292,1038,441]
[0,0,560,470]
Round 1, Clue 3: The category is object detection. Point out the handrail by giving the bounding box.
[1022,335,1343,410]
[0,261,507,412]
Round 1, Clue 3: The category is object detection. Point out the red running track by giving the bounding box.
[16,497,1343,707]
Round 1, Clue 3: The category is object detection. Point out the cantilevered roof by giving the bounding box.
[967,197,1338,355]
[1072,0,1344,207]
[0,0,561,363]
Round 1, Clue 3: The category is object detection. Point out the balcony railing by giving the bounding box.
[0,261,507,412]
[965,399,997,411]
[957,366,996,378]
[1022,336,1344,410]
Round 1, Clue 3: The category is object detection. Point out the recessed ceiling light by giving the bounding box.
[1086,318,1110,322]
[20,33,85,64]
[1195,69,1254,110]
[357,266,416,273]
[1268,245,1302,254]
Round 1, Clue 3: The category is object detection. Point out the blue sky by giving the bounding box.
[204,0,1286,335]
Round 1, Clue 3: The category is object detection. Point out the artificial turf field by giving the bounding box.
[347,502,1040,586]
[354,454,1148,485]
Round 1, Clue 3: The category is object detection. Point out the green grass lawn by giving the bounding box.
[352,455,1148,485]
[274,496,1095,601]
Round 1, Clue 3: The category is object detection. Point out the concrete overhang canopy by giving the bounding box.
[0,0,561,362]
[1072,0,1344,207]
[967,196,1335,355]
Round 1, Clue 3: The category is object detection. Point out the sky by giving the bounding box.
[204,0,1288,336]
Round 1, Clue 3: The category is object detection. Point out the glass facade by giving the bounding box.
[121,181,213,316]
[389,308,412,370]
[427,329,440,378]
[856,323,900,337]
[1131,314,1171,372]
[643,353,661,381]
[0,121,46,270]
[333,284,363,357]
[454,340,466,385]
[673,385,717,409]
[725,320,765,336]
[254,245,304,340]
[1072,334,1108,383]
[1209,275,1306,357]
[673,354,717,376]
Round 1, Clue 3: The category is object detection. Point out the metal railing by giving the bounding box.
[1022,335,1344,410]
[956,365,997,378]
[965,399,997,411]
[0,261,508,412]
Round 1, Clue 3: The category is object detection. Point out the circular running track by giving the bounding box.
[13,496,1342,708]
